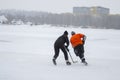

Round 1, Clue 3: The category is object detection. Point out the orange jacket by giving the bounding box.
[70,33,84,48]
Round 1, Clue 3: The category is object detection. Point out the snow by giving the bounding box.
[0,25,120,80]
[0,15,8,23]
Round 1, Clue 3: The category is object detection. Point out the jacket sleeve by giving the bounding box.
[83,35,86,41]
[65,36,69,47]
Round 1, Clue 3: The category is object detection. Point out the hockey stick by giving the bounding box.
[66,48,78,63]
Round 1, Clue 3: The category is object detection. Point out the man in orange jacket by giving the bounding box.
[70,31,88,65]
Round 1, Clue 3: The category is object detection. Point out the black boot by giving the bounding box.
[52,59,57,65]
[66,61,71,65]
[82,58,88,65]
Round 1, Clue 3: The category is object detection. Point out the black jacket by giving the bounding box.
[54,34,69,48]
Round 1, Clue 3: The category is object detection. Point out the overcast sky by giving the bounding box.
[0,0,120,14]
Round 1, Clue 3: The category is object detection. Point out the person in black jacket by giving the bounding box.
[52,31,71,65]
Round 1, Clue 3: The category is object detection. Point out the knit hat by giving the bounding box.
[64,31,68,35]
[71,31,75,35]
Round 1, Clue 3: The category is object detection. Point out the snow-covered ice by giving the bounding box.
[0,25,120,80]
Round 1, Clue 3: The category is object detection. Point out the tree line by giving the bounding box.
[0,9,120,29]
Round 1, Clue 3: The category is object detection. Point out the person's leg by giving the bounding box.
[53,46,59,59]
[79,45,85,60]
[74,45,80,56]
[61,46,71,65]
[74,45,86,61]
[78,45,87,65]
[74,45,87,65]
[61,46,68,60]
[53,46,59,65]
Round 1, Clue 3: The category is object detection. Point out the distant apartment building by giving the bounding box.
[73,6,110,15]
[73,7,91,15]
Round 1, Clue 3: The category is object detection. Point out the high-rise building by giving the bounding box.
[73,6,110,15]
[73,7,91,15]
[90,6,109,15]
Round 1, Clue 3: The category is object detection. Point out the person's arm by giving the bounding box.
[82,35,86,45]
[66,36,69,47]
[64,36,69,51]
[83,35,86,41]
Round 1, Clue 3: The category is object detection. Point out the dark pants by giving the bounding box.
[74,45,85,61]
[53,45,68,60]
